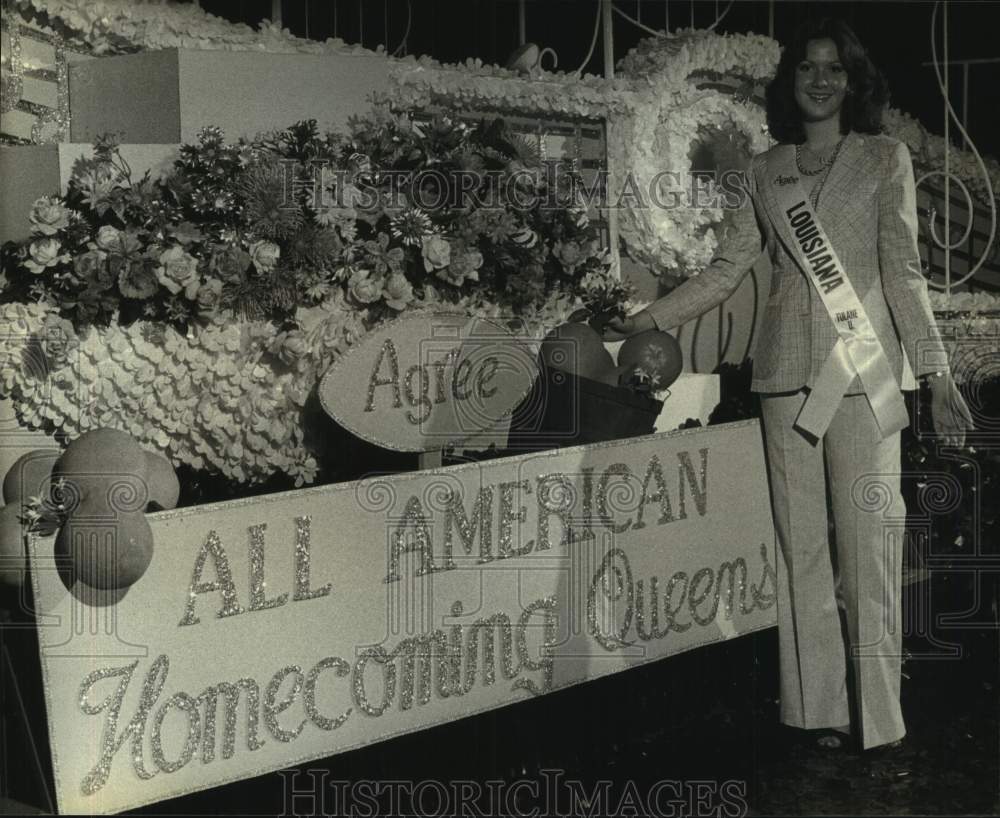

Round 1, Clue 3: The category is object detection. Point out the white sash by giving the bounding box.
[770,146,909,441]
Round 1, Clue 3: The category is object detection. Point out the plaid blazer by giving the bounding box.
[646,130,948,394]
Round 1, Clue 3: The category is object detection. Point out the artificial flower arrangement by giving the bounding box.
[11,0,996,289]
[0,106,632,487]
[8,0,373,57]
[605,30,777,279]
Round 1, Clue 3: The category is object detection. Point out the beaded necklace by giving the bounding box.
[796,136,846,208]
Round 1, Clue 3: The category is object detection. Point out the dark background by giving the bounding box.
[197,0,1000,158]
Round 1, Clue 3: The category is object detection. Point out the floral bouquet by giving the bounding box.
[0,106,626,487]
[2,108,619,328]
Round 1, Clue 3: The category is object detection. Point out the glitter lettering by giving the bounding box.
[587,546,776,651]
[179,531,245,626]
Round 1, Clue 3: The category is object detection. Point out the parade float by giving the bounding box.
[0,0,997,813]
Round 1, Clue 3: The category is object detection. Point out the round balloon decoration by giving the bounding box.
[50,428,164,591]
[538,322,616,382]
[2,449,59,505]
[0,427,181,594]
[617,330,684,391]
[58,505,154,590]
[144,451,181,511]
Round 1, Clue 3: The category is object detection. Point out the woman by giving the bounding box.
[605,18,972,752]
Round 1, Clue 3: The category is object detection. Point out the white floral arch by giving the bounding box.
[608,30,777,278]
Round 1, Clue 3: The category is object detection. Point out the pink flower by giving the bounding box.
[383,273,414,310]
[24,237,69,274]
[74,248,108,281]
[421,235,451,272]
[209,245,251,282]
[28,196,69,235]
[118,255,159,299]
[156,245,200,298]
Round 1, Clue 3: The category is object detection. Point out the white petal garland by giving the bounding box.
[608,83,771,274]
[0,294,582,485]
[14,0,380,56]
[608,31,777,277]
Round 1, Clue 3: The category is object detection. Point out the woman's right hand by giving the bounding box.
[600,309,656,341]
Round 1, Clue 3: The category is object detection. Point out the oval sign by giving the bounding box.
[319,312,539,452]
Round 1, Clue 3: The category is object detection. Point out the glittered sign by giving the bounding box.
[27,420,776,814]
[318,312,538,451]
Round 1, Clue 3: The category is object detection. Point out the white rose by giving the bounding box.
[156,246,201,298]
[421,235,451,272]
[24,237,68,274]
[28,196,70,236]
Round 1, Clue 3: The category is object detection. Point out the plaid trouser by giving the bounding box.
[761,390,907,749]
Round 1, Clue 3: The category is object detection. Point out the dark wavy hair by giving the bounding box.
[765,17,890,144]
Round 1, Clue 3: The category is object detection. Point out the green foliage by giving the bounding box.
[2,104,629,331]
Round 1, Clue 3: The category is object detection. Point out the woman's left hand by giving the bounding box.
[928,372,974,447]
